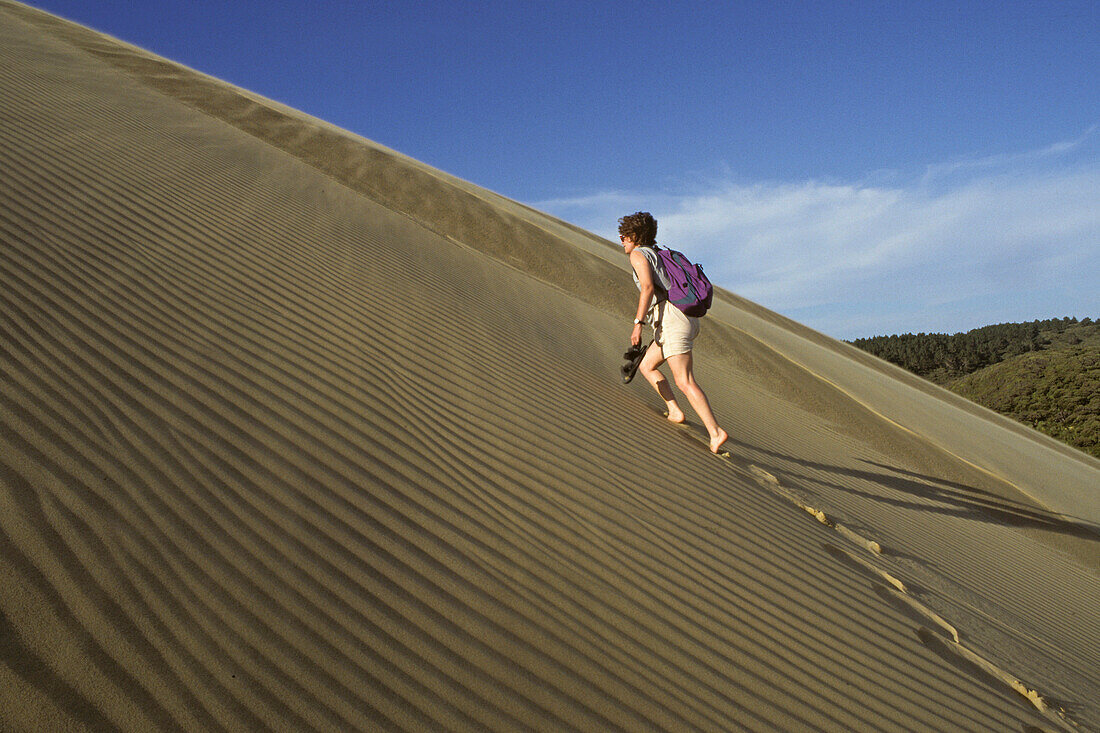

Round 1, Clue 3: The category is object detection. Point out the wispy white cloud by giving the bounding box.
[535,130,1100,339]
[920,124,1098,186]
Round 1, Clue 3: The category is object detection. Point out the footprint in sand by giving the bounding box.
[822,541,1072,728]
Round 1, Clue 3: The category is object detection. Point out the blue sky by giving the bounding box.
[26,0,1099,339]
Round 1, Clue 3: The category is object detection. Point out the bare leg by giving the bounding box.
[638,341,685,423]
[665,352,728,452]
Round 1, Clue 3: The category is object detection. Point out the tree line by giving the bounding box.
[848,317,1089,383]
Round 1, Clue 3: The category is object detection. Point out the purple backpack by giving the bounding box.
[656,247,714,317]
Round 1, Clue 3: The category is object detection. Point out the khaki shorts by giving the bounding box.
[649,301,699,358]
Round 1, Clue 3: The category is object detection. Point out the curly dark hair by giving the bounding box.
[617,211,657,247]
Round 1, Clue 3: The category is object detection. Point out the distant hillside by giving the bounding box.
[952,347,1099,457]
[850,318,1100,458]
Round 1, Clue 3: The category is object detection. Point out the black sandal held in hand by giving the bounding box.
[621,341,650,384]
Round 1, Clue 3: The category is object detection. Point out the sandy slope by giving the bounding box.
[2,2,1098,731]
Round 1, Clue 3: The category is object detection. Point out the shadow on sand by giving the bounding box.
[729,439,1100,544]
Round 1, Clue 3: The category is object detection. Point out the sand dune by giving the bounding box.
[2,2,1099,731]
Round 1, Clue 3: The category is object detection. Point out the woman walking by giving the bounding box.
[620,211,728,454]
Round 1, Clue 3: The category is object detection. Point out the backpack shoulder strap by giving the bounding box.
[637,245,670,292]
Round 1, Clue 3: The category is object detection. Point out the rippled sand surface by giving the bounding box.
[2,2,1098,730]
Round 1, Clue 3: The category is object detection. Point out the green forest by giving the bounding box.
[848,317,1100,459]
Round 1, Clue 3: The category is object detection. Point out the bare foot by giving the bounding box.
[710,428,729,454]
[665,405,686,424]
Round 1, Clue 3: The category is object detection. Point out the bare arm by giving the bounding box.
[629,249,655,344]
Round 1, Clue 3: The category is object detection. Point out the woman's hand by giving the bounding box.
[631,322,643,346]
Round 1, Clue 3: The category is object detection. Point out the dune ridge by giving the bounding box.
[2,2,1099,731]
[9,0,1098,516]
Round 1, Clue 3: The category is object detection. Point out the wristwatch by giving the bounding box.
[633,319,644,325]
